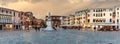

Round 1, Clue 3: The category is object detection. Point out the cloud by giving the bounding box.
[0,0,18,6]
[0,0,120,19]
[89,0,120,8]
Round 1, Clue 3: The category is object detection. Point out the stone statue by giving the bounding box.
[44,12,54,30]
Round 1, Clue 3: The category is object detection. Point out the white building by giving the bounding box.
[115,7,120,30]
[0,7,21,30]
[61,7,120,30]
[87,8,117,30]
[61,10,86,29]
[61,16,70,26]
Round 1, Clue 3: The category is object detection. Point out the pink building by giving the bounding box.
[20,12,34,30]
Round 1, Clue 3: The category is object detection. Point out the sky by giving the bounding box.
[0,0,120,19]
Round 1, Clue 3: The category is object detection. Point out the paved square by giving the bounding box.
[0,29,119,44]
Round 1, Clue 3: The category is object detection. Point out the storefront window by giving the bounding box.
[93,19,106,23]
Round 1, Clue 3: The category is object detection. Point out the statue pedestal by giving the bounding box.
[44,12,55,31]
[44,20,54,31]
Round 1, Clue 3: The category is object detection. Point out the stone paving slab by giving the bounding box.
[0,29,119,44]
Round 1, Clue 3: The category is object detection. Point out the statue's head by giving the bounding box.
[47,12,51,19]
[48,12,51,16]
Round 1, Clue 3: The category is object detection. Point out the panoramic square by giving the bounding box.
[0,0,120,44]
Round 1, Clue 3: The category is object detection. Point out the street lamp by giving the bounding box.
[26,17,30,29]
[60,16,63,28]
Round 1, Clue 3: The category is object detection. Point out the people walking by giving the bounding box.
[38,27,40,31]
[53,26,57,30]
[35,26,38,32]
[37,25,40,32]
[34,25,41,32]
[26,26,29,32]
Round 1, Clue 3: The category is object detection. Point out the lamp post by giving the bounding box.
[26,17,30,30]
[60,16,63,28]
[12,16,15,30]
[84,9,89,30]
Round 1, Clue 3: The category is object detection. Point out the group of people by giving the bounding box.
[25,26,57,32]
[25,26,41,32]
[34,26,57,32]
[34,26,41,32]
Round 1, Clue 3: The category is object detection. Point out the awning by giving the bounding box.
[89,23,117,26]
[60,25,82,26]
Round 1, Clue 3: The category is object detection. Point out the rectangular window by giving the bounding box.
[93,10,95,12]
[3,16,5,22]
[98,9,100,12]
[2,9,4,13]
[101,13,102,17]
[80,17,82,19]
[88,14,90,17]
[0,16,1,22]
[93,14,95,16]
[96,14,97,17]
[103,19,106,22]
[84,17,85,19]
[117,8,119,10]
[14,12,15,16]
[6,10,8,14]
[101,14,102,17]
[117,26,119,29]
[0,9,1,12]
[103,9,106,11]
[117,19,119,23]
[104,13,105,16]
[113,21,115,23]
[117,12,119,15]
[110,13,112,16]
[88,19,90,23]
[96,9,98,12]
[93,19,95,22]
[109,9,112,11]
[10,11,12,14]
[100,9,102,12]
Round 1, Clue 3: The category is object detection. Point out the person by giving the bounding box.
[35,26,38,32]
[26,27,29,32]
[53,26,56,30]
[38,26,41,31]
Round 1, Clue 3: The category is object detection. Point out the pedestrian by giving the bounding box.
[38,26,41,31]
[37,27,40,31]
[35,26,37,32]
[78,26,80,30]
[26,27,29,32]
[27,27,29,31]
[53,27,56,30]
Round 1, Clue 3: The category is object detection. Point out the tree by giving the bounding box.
[40,21,47,28]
